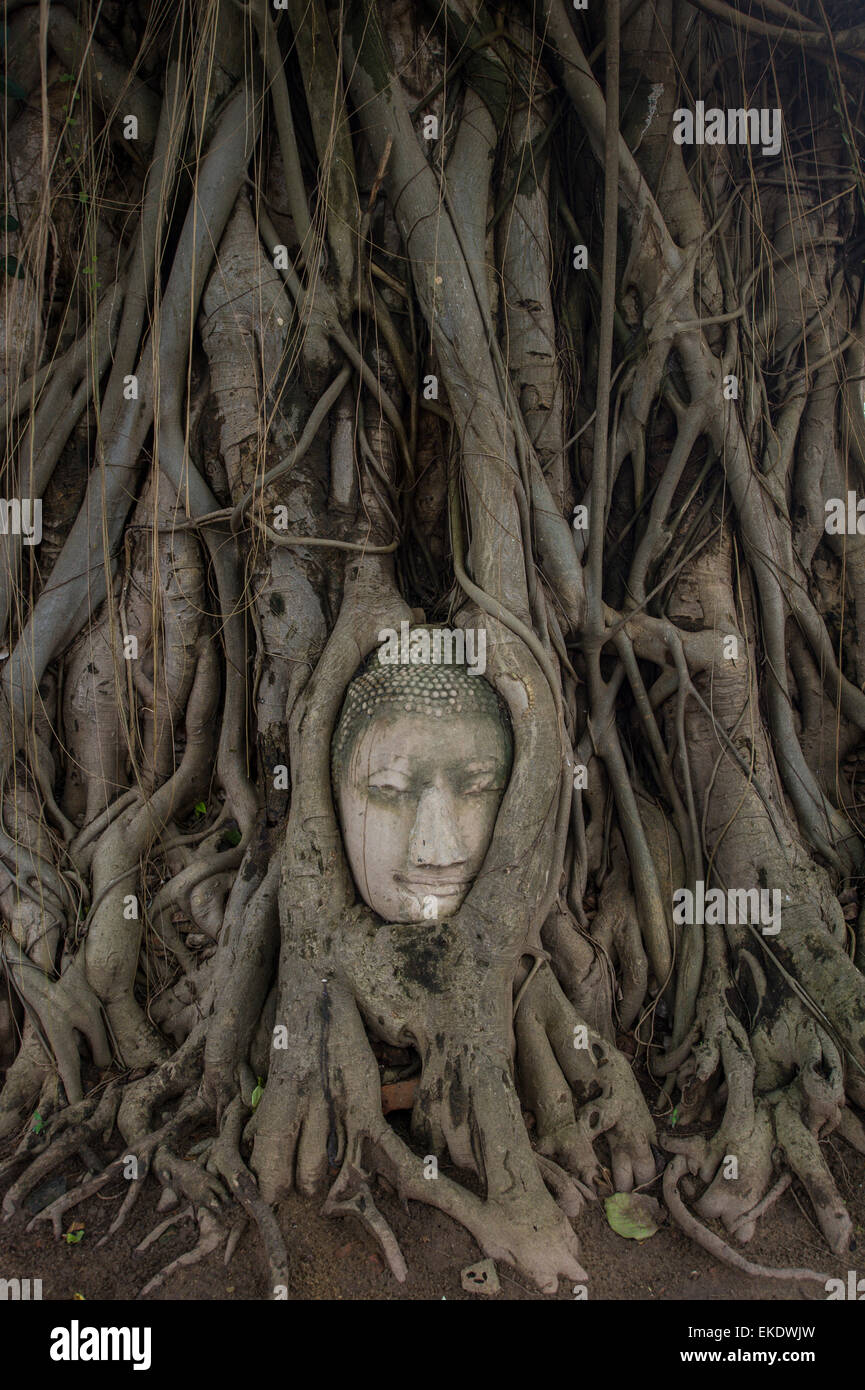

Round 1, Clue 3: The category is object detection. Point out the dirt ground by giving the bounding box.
[2,1113,862,1301]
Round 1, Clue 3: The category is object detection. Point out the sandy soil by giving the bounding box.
[2,1114,861,1301]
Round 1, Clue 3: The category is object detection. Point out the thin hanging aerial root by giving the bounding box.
[322,1163,408,1284]
[663,1155,832,1286]
[136,1207,226,1299]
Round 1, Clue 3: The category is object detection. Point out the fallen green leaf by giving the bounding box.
[32,1111,44,1134]
[251,1078,264,1109]
[194,801,207,816]
[64,1230,84,1245]
[604,1191,662,1242]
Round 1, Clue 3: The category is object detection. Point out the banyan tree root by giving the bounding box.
[515,961,657,1195]
[663,1156,832,1287]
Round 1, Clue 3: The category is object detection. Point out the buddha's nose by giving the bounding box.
[408,786,466,868]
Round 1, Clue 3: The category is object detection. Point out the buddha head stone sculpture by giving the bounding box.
[332,633,513,924]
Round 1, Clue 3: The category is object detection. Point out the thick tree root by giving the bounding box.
[663,943,855,1256]
[516,962,657,1193]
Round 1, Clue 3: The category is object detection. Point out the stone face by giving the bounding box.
[332,639,512,924]
[460,1259,500,1295]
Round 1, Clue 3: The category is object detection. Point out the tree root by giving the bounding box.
[208,1096,290,1294]
[662,939,856,1255]
[663,1154,832,1286]
[516,961,657,1193]
[98,1175,146,1246]
[137,1208,225,1299]
[135,1204,195,1253]
[252,958,589,1294]
[322,1163,408,1283]
[2,1083,120,1221]
[26,1155,128,1238]
[1,949,111,1106]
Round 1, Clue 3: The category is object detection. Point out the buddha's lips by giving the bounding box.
[396,877,469,897]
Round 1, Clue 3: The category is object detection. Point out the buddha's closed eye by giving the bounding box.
[368,772,412,798]
[369,770,501,798]
[459,763,503,795]
[369,783,407,799]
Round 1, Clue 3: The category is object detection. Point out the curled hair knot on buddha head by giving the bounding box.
[332,639,512,783]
